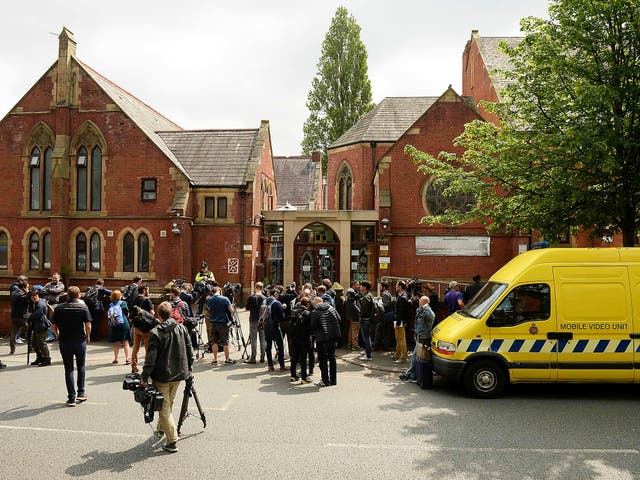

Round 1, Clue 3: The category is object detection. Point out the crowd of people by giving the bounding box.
[2,265,483,453]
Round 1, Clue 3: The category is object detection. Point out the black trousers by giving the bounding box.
[290,339,308,380]
[317,340,337,385]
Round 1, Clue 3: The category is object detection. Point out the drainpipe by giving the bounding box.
[239,188,247,302]
[370,141,377,210]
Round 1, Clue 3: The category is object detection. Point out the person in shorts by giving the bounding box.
[206,286,235,365]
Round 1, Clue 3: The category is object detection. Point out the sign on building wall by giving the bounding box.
[415,236,490,256]
[227,258,239,274]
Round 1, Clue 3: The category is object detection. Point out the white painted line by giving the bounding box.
[203,394,238,411]
[0,424,148,438]
[324,443,639,455]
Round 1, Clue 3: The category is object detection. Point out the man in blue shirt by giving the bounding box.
[444,281,465,315]
[206,286,235,365]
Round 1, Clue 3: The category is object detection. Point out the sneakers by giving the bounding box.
[290,376,299,382]
[399,374,416,382]
[314,380,327,387]
[66,400,76,407]
[394,358,406,363]
[38,358,51,367]
[299,378,310,384]
[210,359,218,365]
[244,359,256,364]
[162,442,178,453]
[30,358,43,366]
[76,395,87,403]
[358,355,372,361]
[224,359,236,364]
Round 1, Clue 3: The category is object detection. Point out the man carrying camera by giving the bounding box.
[141,301,193,454]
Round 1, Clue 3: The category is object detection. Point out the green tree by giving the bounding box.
[302,6,375,166]
[406,0,640,246]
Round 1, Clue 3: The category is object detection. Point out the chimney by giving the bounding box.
[311,151,322,163]
[56,27,77,106]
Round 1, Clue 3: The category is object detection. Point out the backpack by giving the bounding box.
[171,300,186,323]
[108,302,124,327]
[373,298,385,324]
[123,284,138,309]
[258,299,272,329]
[131,305,157,333]
[85,287,100,310]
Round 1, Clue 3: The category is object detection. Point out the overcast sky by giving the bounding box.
[0,0,549,156]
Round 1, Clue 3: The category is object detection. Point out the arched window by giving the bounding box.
[42,232,50,270]
[29,232,39,270]
[0,231,8,270]
[75,233,87,271]
[137,233,149,272]
[91,146,102,210]
[90,233,101,272]
[76,146,88,210]
[337,166,353,210]
[123,233,135,272]
[75,144,102,212]
[29,147,52,211]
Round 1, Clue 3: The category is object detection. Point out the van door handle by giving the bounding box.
[630,334,640,339]
[547,332,573,340]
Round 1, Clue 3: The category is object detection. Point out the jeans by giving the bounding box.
[265,327,284,368]
[154,380,180,444]
[59,340,87,401]
[317,340,337,385]
[290,340,308,380]
[10,317,27,353]
[359,320,372,358]
[248,321,266,360]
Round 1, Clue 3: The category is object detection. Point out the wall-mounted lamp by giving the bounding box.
[380,217,390,229]
[171,222,181,235]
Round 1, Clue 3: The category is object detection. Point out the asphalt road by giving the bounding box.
[1,311,639,480]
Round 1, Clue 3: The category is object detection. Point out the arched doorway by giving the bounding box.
[294,222,340,286]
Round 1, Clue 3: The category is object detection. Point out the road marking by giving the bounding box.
[0,424,148,438]
[203,394,238,411]
[324,443,639,455]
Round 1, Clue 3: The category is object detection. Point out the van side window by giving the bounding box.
[488,284,551,327]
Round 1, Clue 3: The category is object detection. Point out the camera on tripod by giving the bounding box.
[222,281,241,297]
[122,372,164,423]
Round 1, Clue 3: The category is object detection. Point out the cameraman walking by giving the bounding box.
[141,301,193,454]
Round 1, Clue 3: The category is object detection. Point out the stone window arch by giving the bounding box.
[0,229,11,273]
[336,162,353,210]
[24,227,51,273]
[70,227,104,275]
[71,121,106,213]
[118,228,153,275]
[24,122,55,212]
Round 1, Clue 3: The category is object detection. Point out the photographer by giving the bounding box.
[9,275,30,355]
[43,272,65,306]
[141,301,193,454]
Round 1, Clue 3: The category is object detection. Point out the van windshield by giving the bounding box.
[460,281,507,319]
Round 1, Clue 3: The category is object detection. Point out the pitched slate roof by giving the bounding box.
[475,36,523,100]
[274,156,318,210]
[330,97,438,149]
[157,129,259,187]
[78,61,191,179]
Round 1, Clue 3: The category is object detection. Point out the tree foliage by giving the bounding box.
[406,0,640,246]
[302,6,375,163]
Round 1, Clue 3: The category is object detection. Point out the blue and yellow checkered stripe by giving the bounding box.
[457,338,636,354]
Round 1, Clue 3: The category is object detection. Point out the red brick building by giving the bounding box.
[0,28,276,332]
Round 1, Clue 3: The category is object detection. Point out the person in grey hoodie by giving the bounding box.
[141,301,193,453]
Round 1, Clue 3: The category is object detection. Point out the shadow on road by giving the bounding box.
[65,436,159,476]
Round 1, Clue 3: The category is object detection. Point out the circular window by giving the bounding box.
[423,178,475,216]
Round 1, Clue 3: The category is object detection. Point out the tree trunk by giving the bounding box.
[622,226,636,247]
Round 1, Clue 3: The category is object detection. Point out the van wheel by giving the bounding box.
[463,360,505,398]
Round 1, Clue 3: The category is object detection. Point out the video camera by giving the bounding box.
[406,277,422,297]
[122,372,164,423]
[222,281,241,297]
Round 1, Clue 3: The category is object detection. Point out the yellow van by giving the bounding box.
[431,248,640,397]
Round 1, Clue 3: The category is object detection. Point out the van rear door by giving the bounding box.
[553,266,633,382]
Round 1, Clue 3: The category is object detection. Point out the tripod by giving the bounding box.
[228,306,249,359]
[177,375,206,435]
[191,314,209,359]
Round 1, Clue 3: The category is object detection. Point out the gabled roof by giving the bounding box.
[157,129,260,187]
[475,36,523,100]
[274,156,318,210]
[329,97,438,149]
[78,60,191,180]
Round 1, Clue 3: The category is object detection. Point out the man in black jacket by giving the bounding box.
[10,275,30,355]
[141,301,193,453]
[310,297,341,387]
[51,286,92,407]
